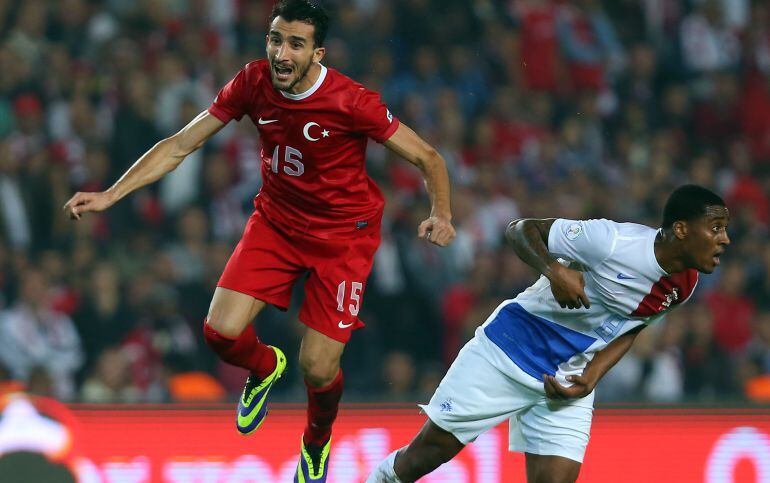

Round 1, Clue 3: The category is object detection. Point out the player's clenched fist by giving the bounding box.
[418,215,456,247]
[63,191,117,220]
[543,374,596,400]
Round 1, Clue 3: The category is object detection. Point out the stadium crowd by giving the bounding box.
[0,0,769,405]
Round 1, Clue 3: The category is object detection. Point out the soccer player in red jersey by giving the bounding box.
[64,1,455,481]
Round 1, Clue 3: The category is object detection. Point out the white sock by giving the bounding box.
[366,448,404,483]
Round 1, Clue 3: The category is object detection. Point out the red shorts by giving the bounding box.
[217,210,380,343]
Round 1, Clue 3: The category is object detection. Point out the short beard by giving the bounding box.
[272,60,313,92]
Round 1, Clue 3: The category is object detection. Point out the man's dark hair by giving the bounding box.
[661,184,726,228]
[270,0,330,48]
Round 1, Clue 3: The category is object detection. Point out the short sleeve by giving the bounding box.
[547,218,617,268]
[352,88,399,143]
[208,68,252,123]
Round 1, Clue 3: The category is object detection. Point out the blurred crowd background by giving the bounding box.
[0,0,769,406]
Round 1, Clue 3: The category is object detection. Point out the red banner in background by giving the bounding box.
[64,407,770,482]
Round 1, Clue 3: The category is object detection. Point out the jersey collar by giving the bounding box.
[649,228,669,277]
[279,63,327,101]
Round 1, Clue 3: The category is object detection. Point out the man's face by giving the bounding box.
[265,17,323,92]
[680,205,730,273]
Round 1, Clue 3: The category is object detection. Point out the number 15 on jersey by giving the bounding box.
[270,145,305,177]
[337,281,362,316]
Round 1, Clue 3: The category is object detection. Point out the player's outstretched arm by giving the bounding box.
[544,325,645,400]
[506,218,590,309]
[63,110,225,220]
[383,123,455,247]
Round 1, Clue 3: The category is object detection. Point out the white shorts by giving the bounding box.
[420,329,594,463]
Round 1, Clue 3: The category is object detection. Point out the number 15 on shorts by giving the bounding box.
[336,281,362,316]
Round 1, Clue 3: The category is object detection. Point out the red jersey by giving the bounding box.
[208,60,400,239]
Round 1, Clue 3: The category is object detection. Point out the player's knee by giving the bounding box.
[299,354,339,387]
[203,318,230,354]
[204,313,244,339]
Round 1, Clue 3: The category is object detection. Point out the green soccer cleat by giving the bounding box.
[235,346,287,435]
[294,435,332,482]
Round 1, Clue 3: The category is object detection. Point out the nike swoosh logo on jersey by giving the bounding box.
[258,117,278,124]
[338,320,354,329]
[617,273,636,280]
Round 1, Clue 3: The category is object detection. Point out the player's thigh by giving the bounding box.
[408,419,465,457]
[420,335,539,445]
[525,453,581,483]
[207,287,267,338]
[216,210,305,329]
[514,396,594,465]
[299,231,380,344]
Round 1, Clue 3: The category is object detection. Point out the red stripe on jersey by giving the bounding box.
[631,269,699,317]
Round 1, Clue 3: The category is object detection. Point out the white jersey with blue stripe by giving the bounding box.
[482,218,699,386]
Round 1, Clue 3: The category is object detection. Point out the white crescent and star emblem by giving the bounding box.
[303,121,329,142]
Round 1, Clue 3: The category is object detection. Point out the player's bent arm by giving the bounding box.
[64,111,225,219]
[383,122,455,245]
[582,325,645,386]
[506,218,591,309]
[107,111,225,202]
[544,325,645,400]
[505,218,560,277]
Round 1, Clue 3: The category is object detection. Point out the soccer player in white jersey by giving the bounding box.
[368,185,730,483]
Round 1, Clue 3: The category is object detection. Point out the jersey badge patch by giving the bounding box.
[565,223,582,240]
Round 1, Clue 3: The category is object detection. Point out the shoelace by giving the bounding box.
[306,444,324,471]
